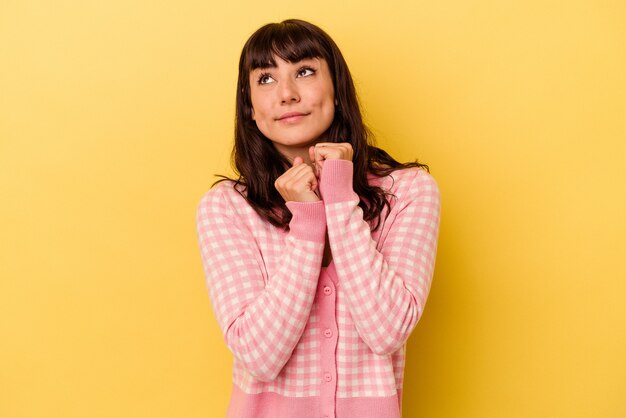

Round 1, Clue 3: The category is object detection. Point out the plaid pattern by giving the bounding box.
[196,159,440,401]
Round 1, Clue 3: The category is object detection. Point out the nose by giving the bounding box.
[278,78,300,104]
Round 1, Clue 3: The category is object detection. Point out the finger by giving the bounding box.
[276,162,308,189]
[282,162,315,185]
[283,168,317,196]
[287,160,313,177]
[296,169,319,193]
[309,146,319,177]
[289,163,316,183]
[314,144,329,160]
[281,160,309,179]
[315,145,338,161]
[308,146,316,165]
[312,147,325,174]
[315,142,351,150]
[315,142,352,160]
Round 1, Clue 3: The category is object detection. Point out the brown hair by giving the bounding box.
[214,19,429,230]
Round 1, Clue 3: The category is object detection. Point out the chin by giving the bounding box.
[276,134,322,147]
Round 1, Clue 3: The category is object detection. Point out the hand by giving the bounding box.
[308,142,353,177]
[274,157,320,203]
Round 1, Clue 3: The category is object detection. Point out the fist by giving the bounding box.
[274,157,320,203]
[309,142,353,177]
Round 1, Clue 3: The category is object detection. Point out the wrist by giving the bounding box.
[319,159,358,203]
[285,200,327,242]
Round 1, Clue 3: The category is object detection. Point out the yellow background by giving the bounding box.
[1,1,625,417]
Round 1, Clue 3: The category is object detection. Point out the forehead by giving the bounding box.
[246,34,326,68]
[250,55,323,72]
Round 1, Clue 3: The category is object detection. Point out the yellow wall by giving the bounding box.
[1,1,624,417]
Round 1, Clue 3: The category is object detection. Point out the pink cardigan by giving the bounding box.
[196,159,441,418]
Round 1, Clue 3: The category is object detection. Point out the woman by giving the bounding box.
[196,19,441,418]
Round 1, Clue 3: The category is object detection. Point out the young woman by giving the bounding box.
[196,19,441,418]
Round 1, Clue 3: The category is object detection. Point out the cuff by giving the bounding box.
[285,200,327,242]
[319,159,358,203]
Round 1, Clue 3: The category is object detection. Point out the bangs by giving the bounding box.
[244,22,329,70]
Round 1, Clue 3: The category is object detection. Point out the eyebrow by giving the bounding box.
[251,64,276,72]
[252,57,320,72]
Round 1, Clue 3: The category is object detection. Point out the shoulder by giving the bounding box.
[371,166,440,201]
[196,180,250,220]
[385,168,441,223]
[399,167,440,196]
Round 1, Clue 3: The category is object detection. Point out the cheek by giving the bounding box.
[253,117,270,134]
[250,104,272,134]
[249,92,268,120]
[312,89,335,113]
[320,93,336,121]
[324,84,336,110]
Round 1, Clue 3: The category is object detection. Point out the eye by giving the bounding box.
[257,73,275,85]
[297,67,316,77]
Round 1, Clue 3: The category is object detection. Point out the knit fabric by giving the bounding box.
[196,159,441,418]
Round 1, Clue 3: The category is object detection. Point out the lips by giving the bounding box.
[278,112,309,121]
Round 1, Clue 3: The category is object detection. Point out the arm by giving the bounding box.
[320,159,441,356]
[196,186,326,381]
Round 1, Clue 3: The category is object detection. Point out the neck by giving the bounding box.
[274,144,315,166]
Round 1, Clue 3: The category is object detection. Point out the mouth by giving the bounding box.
[277,112,309,123]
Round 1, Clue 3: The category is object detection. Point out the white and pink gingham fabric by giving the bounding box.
[196,159,441,418]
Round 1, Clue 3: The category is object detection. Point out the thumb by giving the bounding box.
[308,146,316,164]
[308,146,319,177]
[293,156,304,166]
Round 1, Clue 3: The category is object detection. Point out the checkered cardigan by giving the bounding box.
[196,159,441,418]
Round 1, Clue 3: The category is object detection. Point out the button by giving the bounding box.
[324,372,332,382]
[323,286,332,295]
[324,328,332,338]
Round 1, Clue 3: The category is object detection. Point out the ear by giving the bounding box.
[251,108,255,121]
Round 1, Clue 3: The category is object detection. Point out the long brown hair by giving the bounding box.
[214,19,429,230]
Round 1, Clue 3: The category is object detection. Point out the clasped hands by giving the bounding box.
[274,142,353,203]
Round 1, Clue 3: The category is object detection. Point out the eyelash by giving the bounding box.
[256,66,317,85]
[256,73,272,85]
[297,66,316,77]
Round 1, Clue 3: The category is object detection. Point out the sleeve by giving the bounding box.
[319,159,441,356]
[195,186,327,381]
